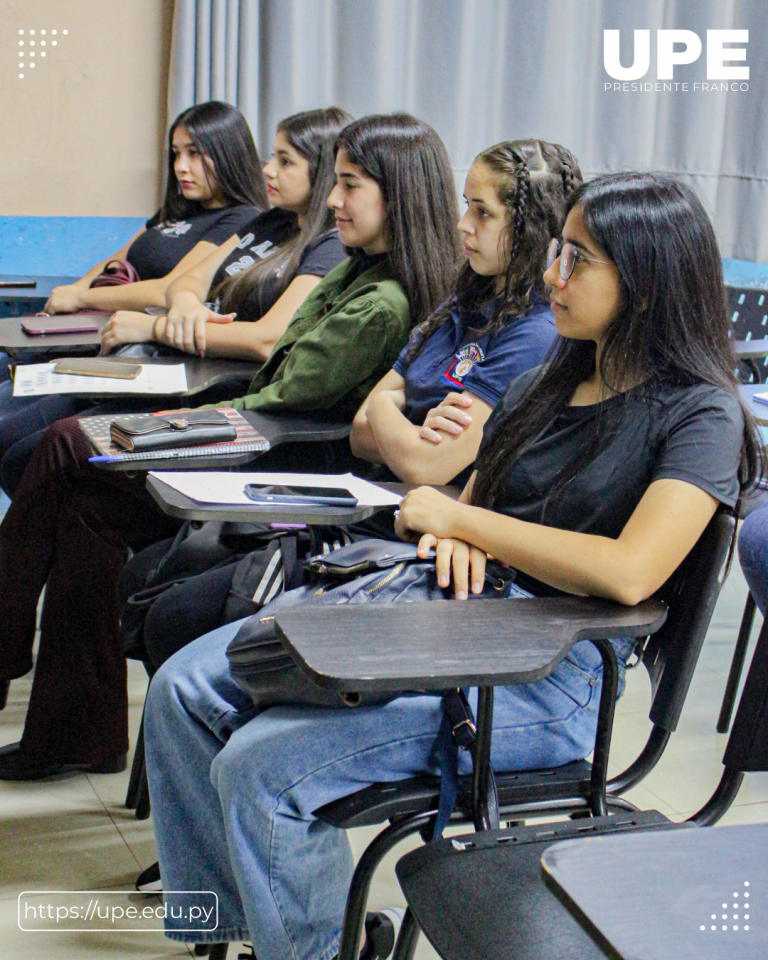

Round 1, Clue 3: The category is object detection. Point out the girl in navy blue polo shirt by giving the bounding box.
[351,139,579,488]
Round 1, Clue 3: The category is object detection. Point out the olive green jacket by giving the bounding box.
[227,257,411,422]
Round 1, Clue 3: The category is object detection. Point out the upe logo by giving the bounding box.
[604,29,749,81]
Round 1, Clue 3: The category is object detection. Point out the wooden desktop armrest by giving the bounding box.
[275,596,668,693]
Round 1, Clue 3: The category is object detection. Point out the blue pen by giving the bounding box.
[88,454,124,463]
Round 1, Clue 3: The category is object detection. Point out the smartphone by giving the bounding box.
[22,317,100,336]
[53,358,142,380]
[0,280,37,288]
[244,484,359,508]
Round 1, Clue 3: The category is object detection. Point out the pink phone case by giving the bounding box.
[21,318,101,336]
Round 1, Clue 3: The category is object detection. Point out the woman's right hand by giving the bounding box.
[418,392,473,444]
[161,294,236,356]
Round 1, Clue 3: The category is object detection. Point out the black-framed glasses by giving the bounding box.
[547,238,611,280]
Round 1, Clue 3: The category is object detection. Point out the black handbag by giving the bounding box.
[110,409,236,452]
[226,539,513,710]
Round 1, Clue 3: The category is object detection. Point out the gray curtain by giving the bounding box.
[167,0,768,262]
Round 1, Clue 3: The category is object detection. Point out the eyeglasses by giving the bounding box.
[547,238,611,280]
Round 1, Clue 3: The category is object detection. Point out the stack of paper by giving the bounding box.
[13,361,188,396]
[149,471,404,507]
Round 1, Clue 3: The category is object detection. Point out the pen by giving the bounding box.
[88,455,125,463]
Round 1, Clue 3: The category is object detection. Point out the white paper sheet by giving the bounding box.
[149,471,404,507]
[12,361,188,396]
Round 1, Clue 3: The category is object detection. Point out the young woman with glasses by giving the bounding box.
[141,170,760,960]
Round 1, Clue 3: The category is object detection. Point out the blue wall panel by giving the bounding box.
[0,216,147,277]
[723,258,768,289]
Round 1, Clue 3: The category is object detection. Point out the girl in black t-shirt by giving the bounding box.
[101,108,353,362]
[43,101,267,317]
[397,173,761,600]
[0,109,352,495]
[138,173,762,959]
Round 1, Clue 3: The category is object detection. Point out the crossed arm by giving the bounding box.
[350,369,493,484]
[395,476,719,606]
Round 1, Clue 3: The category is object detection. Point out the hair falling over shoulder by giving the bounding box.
[471,171,763,511]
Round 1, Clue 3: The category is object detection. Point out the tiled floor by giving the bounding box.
[0,553,765,959]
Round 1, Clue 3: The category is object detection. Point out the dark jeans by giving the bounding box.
[0,391,94,495]
[0,416,181,762]
[0,421,358,761]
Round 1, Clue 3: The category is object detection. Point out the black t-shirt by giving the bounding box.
[211,208,346,319]
[478,367,744,543]
[126,203,260,280]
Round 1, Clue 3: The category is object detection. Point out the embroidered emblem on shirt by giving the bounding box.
[155,220,193,237]
[442,343,484,387]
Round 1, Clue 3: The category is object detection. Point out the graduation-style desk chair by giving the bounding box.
[393,540,768,960]
[271,508,734,960]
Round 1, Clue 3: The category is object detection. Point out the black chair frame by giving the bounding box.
[394,605,768,960]
[307,509,735,960]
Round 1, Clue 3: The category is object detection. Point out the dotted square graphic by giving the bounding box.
[16,27,67,78]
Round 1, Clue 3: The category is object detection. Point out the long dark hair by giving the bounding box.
[217,107,353,314]
[402,139,581,365]
[161,101,268,221]
[472,172,762,511]
[335,113,461,324]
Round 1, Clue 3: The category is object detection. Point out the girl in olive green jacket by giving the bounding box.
[0,113,462,779]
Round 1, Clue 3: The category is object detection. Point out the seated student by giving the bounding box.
[101,106,353,359]
[44,100,267,316]
[0,112,461,779]
[125,138,574,672]
[0,107,352,495]
[351,138,578,487]
[0,99,264,433]
[142,172,760,959]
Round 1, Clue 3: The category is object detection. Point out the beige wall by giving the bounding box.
[0,0,173,216]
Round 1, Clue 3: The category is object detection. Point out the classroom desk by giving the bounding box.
[95,411,351,472]
[541,822,766,959]
[0,313,109,352]
[0,275,78,318]
[738,383,768,425]
[145,478,456,524]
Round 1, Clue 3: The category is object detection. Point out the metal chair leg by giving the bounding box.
[134,761,151,820]
[337,813,435,960]
[392,907,420,960]
[717,592,757,733]
[125,710,146,809]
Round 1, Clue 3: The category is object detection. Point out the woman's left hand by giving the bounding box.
[100,311,155,353]
[416,533,487,600]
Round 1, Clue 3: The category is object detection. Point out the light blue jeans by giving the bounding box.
[738,502,768,615]
[145,599,634,960]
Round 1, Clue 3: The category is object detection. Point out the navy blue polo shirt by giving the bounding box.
[393,295,557,426]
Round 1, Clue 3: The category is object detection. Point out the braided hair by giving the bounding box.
[401,139,582,366]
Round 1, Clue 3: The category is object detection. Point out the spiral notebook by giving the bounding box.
[79,407,270,463]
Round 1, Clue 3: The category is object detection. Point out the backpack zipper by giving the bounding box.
[364,561,407,595]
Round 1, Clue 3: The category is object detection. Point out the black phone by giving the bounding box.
[244,484,359,508]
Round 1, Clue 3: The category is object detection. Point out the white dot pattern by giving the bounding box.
[15,27,66,76]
